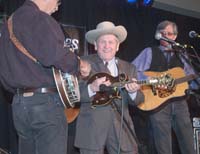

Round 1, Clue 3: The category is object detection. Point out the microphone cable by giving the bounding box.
[117,87,124,154]
[112,90,148,154]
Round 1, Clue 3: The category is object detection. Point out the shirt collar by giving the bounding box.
[159,45,172,52]
[104,57,116,66]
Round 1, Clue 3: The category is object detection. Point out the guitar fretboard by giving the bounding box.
[136,79,157,85]
[112,78,159,88]
[175,74,197,84]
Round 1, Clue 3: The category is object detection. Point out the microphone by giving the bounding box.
[189,31,200,38]
[155,32,185,48]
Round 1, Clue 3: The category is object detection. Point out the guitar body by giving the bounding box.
[87,67,196,111]
[137,67,189,112]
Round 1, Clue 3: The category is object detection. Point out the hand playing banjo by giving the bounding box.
[79,59,91,78]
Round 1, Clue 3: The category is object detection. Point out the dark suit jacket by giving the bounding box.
[75,54,144,151]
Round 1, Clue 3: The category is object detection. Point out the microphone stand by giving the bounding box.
[172,44,200,70]
[111,89,148,154]
[174,45,200,79]
[185,45,200,71]
[173,45,200,98]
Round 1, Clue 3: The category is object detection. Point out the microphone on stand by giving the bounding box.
[155,32,185,49]
[189,31,200,38]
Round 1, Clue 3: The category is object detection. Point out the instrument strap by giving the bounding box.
[7,15,39,64]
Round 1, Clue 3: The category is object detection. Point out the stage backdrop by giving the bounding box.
[61,24,87,56]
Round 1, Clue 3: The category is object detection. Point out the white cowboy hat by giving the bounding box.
[85,21,127,44]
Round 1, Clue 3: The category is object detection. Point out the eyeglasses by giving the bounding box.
[160,31,176,36]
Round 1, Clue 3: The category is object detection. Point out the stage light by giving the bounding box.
[127,0,137,4]
[143,0,153,6]
[127,0,153,7]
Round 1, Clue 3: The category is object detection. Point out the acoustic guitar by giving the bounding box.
[87,70,174,108]
[88,67,198,111]
[137,67,198,112]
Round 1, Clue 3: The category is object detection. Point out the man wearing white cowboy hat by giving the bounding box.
[75,21,144,154]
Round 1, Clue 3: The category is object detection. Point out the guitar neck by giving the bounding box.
[136,80,156,86]
[126,73,198,87]
[112,79,157,88]
[175,74,197,84]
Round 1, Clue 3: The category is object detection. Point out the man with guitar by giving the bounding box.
[74,21,144,154]
[132,20,195,154]
[0,0,87,154]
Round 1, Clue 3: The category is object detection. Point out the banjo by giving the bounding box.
[52,67,80,108]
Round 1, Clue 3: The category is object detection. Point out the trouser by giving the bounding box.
[79,108,138,154]
[80,148,135,154]
[150,100,195,154]
[12,93,68,154]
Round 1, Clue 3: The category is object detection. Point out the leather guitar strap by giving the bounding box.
[7,15,39,64]
[7,15,80,67]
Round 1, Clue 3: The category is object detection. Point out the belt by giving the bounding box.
[16,87,57,95]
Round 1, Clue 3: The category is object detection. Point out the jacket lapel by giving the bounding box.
[116,58,123,75]
[93,55,110,74]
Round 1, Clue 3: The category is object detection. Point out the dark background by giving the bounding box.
[1,0,200,60]
[0,0,200,154]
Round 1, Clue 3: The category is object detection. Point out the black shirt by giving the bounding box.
[0,1,79,93]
